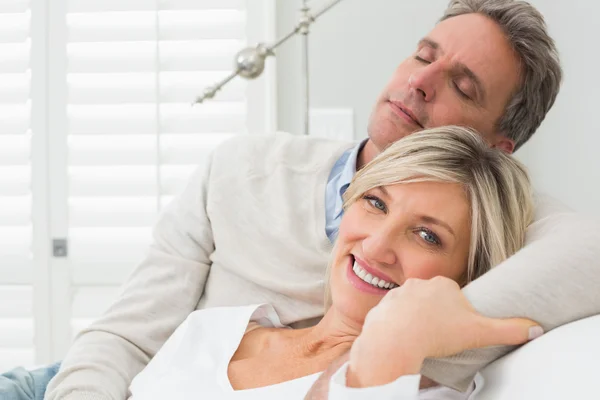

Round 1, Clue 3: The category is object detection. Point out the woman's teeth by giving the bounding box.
[352,262,398,290]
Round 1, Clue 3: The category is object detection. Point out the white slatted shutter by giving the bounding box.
[0,0,274,366]
[0,0,35,371]
[58,0,275,351]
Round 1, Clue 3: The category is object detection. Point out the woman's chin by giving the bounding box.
[330,289,382,326]
[331,300,371,326]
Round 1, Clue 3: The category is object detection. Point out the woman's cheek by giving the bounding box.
[401,253,449,281]
[338,205,370,241]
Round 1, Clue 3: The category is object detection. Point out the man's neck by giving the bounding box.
[356,139,379,170]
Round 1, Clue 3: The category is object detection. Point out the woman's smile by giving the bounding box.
[346,255,399,295]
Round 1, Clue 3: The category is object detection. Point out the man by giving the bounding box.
[0,0,569,399]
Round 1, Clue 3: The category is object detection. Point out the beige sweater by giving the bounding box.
[46,132,600,398]
[46,132,353,399]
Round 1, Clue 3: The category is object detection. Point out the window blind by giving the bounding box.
[0,0,35,371]
[0,0,274,366]
[64,0,249,339]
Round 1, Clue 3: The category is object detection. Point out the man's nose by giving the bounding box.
[409,62,443,102]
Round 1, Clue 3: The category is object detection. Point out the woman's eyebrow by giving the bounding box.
[374,186,390,198]
[377,186,456,237]
[418,215,456,237]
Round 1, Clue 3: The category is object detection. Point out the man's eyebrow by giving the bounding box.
[418,37,440,51]
[455,62,487,105]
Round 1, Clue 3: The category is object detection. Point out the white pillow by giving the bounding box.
[475,314,600,399]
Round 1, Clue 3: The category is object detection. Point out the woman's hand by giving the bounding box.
[347,276,542,388]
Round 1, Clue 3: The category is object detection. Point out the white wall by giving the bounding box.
[515,0,600,216]
[275,0,600,216]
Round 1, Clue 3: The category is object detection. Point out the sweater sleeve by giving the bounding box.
[45,155,216,400]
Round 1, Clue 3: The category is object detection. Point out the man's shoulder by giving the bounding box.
[212,131,356,170]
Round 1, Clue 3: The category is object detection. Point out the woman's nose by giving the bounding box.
[361,229,398,267]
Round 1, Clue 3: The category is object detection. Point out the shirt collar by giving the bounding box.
[334,139,368,218]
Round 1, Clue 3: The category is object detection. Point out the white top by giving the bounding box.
[128,304,477,399]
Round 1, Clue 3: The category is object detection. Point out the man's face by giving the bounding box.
[367,13,521,153]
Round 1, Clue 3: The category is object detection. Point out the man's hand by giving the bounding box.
[347,277,542,388]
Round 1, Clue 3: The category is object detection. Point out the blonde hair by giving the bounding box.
[324,126,533,307]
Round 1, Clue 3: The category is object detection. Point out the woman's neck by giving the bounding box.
[228,309,362,390]
[284,307,362,360]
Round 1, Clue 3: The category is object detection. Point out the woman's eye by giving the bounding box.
[415,55,431,64]
[363,195,386,212]
[417,229,441,246]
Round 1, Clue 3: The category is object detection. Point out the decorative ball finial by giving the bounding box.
[234,44,273,79]
[194,0,347,106]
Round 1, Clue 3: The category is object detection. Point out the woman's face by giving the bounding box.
[329,181,472,325]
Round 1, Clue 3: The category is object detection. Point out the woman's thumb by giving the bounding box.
[478,317,544,348]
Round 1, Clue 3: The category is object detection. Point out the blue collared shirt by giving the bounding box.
[325,140,368,243]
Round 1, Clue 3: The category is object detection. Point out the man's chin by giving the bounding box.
[368,120,416,150]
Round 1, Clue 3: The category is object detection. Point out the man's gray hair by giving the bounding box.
[441,0,562,150]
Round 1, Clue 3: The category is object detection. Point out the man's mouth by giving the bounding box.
[388,101,424,128]
[351,256,399,290]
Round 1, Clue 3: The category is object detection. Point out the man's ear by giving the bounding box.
[492,134,515,154]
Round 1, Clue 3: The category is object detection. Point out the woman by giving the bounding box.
[128,126,537,399]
